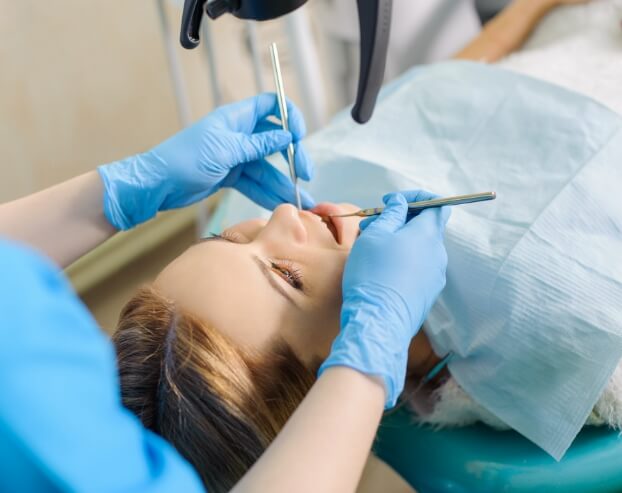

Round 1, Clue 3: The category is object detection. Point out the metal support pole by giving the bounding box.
[245,21,266,93]
[284,7,327,131]
[200,20,224,106]
[155,0,192,127]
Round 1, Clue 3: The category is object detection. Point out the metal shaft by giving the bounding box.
[333,192,497,218]
[270,43,302,210]
[405,191,496,213]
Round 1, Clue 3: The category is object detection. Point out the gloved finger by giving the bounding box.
[363,193,408,234]
[233,175,283,210]
[234,174,316,210]
[251,122,312,181]
[440,205,451,226]
[383,189,440,204]
[239,160,316,209]
[293,142,314,181]
[222,94,284,134]
[253,93,307,142]
[253,119,282,134]
[272,141,314,182]
[284,98,307,142]
[359,192,408,231]
[391,188,442,222]
[235,130,292,165]
[358,215,376,231]
[403,206,451,238]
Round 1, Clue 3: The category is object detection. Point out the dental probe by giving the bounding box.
[328,192,497,218]
[269,42,302,210]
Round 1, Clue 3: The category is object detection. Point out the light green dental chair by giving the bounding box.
[374,408,622,493]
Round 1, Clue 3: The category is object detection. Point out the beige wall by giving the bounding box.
[0,0,300,202]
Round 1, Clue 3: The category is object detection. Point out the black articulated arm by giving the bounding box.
[352,0,392,124]
[179,0,393,124]
[180,0,205,48]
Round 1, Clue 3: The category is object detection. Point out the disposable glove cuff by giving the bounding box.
[97,154,169,231]
[343,285,421,334]
[319,305,410,409]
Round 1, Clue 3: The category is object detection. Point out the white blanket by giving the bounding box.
[211,0,622,449]
[499,0,622,113]
[416,0,622,439]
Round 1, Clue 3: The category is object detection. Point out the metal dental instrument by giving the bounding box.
[328,192,497,218]
[270,42,302,210]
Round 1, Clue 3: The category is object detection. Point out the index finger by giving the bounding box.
[403,206,451,237]
[254,93,307,142]
[385,189,440,204]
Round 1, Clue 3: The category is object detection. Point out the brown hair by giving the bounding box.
[113,286,318,492]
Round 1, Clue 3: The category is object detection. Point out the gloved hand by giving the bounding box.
[98,93,314,230]
[319,190,451,408]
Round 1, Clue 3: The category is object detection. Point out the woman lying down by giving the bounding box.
[113,1,622,491]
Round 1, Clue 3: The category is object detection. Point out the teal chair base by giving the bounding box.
[374,408,622,493]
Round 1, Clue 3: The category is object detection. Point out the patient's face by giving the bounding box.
[155,203,362,364]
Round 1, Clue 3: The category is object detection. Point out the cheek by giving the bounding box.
[304,252,347,356]
[308,249,346,307]
[283,250,349,363]
[320,268,344,310]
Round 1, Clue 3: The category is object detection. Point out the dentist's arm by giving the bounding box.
[0,94,313,268]
[236,371,415,493]
[234,368,386,493]
[0,171,116,268]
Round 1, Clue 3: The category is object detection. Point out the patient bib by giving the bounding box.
[220,62,622,460]
[221,62,622,459]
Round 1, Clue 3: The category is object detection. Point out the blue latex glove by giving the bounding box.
[319,190,451,408]
[98,93,314,230]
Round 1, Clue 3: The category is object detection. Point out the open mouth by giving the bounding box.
[310,203,348,244]
[323,216,339,243]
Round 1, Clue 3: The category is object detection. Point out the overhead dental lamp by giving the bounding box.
[179,0,392,124]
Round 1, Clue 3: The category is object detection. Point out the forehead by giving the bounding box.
[154,240,294,351]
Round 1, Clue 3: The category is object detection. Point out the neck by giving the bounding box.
[406,328,441,378]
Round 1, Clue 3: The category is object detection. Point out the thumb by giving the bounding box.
[236,130,292,164]
[363,193,408,235]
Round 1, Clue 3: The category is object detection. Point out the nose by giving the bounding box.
[260,204,307,243]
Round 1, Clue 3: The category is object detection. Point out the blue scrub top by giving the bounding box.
[0,239,205,492]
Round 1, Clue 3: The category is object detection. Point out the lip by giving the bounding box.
[310,203,348,245]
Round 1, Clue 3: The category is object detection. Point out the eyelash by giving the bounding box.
[213,230,245,243]
[208,233,304,291]
[269,258,304,291]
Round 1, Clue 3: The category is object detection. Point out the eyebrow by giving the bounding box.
[252,255,299,308]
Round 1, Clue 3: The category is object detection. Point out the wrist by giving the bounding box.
[321,310,410,409]
[318,366,386,407]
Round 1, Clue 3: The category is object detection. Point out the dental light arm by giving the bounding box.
[179,0,392,124]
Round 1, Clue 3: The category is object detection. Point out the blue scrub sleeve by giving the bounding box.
[0,240,205,492]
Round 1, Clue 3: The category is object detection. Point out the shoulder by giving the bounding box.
[0,238,109,361]
[0,238,205,492]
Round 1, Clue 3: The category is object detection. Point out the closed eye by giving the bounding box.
[269,259,304,291]
[198,231,246,244]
